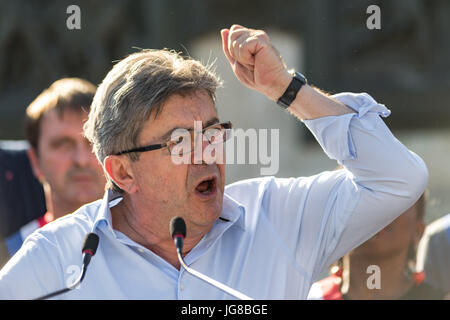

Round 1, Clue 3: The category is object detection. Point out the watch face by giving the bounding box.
[294,71,307,84]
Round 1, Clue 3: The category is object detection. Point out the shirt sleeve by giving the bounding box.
[256,92,428,283]
[302,92,428,280]
[0,232,64,299]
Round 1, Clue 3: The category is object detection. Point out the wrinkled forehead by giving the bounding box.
[139,90,218,143]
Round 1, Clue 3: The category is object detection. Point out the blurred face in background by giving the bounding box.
[351,201,425,260]
[28,109,105,212]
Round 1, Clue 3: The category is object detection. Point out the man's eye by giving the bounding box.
[51,139,74,150]
[172,136,184,145]
[204,129,223,144]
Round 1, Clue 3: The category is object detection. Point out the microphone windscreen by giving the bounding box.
[82,233,100,255]
[170,216,186,239]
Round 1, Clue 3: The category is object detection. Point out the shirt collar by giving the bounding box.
[91,188,246,233]
[92,189,123,234]
[221,192,246,230]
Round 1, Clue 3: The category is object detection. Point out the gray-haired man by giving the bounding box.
[0,25,427,299]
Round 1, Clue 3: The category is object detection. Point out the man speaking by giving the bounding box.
[0,25,428,299]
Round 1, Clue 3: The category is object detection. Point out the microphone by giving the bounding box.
[169,216,253,300]
[170,216,186,255]
[34,232,99,300]
[80,233,100,283]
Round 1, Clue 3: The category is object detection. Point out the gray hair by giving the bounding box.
[83,49,222,192]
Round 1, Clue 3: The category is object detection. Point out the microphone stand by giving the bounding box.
[176,249,253,300]
[33,233,99,300]
[170,216,253,300]
[34,261,87,300]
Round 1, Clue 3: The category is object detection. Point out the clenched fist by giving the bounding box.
[221,25,292,102]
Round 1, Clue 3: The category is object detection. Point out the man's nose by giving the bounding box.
[192,136,224,165]
[73,143,94,167]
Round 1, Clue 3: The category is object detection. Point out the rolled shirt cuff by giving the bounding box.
[302,92,391,161]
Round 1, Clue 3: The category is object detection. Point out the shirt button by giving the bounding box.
[138,248,144,253]
[180,283,184,291]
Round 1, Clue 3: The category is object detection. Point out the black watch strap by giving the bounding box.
[276,71,307,109]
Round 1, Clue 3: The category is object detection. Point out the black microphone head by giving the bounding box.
[82,233,99,256]
[170,216,186,239]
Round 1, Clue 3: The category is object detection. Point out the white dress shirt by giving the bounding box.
[0,92,428,299]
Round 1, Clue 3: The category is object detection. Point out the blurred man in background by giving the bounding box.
[308,193,448,299]
[0,78,105,266]
[416,213,450,294]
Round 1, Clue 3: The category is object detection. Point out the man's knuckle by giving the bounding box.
[232,40,240,50]
[258,31,269,41]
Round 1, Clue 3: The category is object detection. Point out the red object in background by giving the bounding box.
[5,170,14,181]
[413,271,426,285]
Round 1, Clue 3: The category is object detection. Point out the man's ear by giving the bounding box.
[104,155,137,194]
[27,148,44,182]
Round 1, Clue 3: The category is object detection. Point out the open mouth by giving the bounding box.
[195,176,218,197]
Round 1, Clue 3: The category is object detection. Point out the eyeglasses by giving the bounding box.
[115,121,233,156]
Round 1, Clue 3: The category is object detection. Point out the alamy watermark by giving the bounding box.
[168,121,279,176]
[65,5,381,31]
[66,5,81,30]
[366,5,381,30]
[66,265,82,289]
[366,264,381,289]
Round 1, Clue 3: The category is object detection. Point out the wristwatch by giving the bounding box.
[276,70,307,109]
